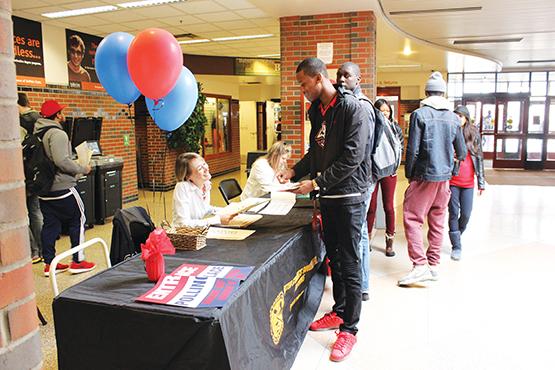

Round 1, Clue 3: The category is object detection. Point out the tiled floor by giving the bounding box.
[33,168,555,370]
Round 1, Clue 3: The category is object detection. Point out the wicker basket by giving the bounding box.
[162,223,209,251]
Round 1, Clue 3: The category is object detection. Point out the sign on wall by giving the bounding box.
[235,58,280,76]
[12,16,45,87]
[65,29,103,91]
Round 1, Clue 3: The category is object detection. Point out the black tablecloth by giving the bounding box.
[53,202,326,370]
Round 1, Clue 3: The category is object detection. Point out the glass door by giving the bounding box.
[493,96,528,168]
[545,97,555,169]
[463,95,495,160]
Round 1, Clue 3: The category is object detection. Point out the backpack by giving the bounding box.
[21,126,61,196]
[359,96,403,181]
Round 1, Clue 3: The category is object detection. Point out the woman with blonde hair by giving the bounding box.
[240,141,291,200]
[173,152,236,227]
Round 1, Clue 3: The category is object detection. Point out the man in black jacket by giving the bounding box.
[278,57,372,362]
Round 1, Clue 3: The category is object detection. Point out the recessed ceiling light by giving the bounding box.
[118,0,184,8]
[212,34,274,42]
[178,39,210,44]
[453,38,523,45]
[402,39,412,56]
[42,5,118,18]
[517,59,555,64]
[390,6,482,16]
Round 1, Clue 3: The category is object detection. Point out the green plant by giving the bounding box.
[166,82,207,153]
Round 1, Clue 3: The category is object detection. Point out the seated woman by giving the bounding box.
[240,141,290,200]
[173,152,236,227]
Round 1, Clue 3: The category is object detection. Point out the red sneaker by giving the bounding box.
[44,263,69,277]
[309,312,343,331]
[69,260,96,274]
[330,331,357,362]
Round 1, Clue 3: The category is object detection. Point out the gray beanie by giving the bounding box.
[425,71,446,93]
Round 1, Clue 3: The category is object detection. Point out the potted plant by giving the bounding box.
[166,82,207,153]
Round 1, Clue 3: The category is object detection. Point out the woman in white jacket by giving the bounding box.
[173,153,236,227]
[240,141,290,200]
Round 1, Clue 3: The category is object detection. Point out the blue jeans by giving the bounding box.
[359,190,372,293]
[27,194,43,258]
[448,186,474,250]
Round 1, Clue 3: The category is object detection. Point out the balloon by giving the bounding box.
[146,67,198,131]
[127,28,183,100]
[95,32,141,105]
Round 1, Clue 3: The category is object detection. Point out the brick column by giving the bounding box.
[280,11,377,161]
[0,0,43,367]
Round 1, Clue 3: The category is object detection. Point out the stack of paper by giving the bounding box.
[224,214,262,228]
[75,141,92,167]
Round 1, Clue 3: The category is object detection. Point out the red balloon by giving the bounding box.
[127,28,183,100]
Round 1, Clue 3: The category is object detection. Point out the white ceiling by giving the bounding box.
[11,0,555,72]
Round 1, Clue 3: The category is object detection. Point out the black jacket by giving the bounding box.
[470,132,486,189]
[293,86,372,205]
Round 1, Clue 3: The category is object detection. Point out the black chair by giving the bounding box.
[218,179,242,204]
[246,151,266,176]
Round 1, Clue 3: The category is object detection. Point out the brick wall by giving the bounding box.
[280,11,377,161]
[0,1,43,367]
[18,87,139,203]
[136,99,241,190]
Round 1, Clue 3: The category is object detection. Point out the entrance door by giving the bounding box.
[545,97,555,169]
[463,93,530,168]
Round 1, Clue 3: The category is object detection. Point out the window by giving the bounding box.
[530,72,548,96]
[496,73,530,93]
[203,95,231,156]
[447,73,463,98]
[463,73,495,94]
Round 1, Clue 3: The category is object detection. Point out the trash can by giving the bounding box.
[92,156,124,224]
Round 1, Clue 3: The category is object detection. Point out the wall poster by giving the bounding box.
[12,16,45,87]
[65,28,103,90]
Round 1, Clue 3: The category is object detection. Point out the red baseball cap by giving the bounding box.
[40,100,66,117]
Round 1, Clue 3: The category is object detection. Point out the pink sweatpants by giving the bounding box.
[403,180,451,266]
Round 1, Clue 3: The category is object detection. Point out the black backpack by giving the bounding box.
[21,126,61,196]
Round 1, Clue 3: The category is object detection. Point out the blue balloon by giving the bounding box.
[146,66,198,131]
[96,32,141,105]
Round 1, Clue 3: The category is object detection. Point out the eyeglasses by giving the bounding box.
[70,48,84,56]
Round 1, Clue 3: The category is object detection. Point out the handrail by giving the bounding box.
[50,237,111,296]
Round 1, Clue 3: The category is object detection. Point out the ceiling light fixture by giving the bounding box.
[117,0,184,8]
[212,34,274,42]
[517,59,555,64]
[257,54,280,58]
[42,5,118,18]
[390,6,482,16]
[402,39,412,56]
[178,39,210,44]
[453,38,523,45]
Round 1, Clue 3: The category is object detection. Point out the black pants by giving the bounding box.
[448,186,474,250]
[320,200,366,334]
[39,188,85,264]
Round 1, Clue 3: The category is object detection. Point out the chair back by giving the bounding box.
[218,179,242,204]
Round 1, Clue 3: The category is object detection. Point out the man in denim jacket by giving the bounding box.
[398,72,466,286]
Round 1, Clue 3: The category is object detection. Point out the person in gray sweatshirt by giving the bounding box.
[35,100,96,277]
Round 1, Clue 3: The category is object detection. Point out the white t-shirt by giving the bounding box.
[240,157,280,200]
[172,181,220,227]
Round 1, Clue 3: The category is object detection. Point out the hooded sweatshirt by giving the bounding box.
[19,109,41,142]
[34,117,88,192]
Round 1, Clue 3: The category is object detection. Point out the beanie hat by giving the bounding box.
[40,100,65,117]
[425,71,446,93]
[454,105,471,122]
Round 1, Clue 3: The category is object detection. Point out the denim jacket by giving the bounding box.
[405,96,467,182]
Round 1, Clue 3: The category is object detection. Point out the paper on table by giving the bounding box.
[258,191,296,215]
[220,198,269,215]
[206,227,255,240]
[223,213,262,228]
[75,141,93,168]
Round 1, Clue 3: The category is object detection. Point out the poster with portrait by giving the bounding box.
[65,29,103,91]
[12,16,45,87]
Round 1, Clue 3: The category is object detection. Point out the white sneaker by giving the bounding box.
[429,265,439,281]
[397,265,433,286]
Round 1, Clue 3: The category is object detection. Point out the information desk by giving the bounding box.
[53,203,326,370]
